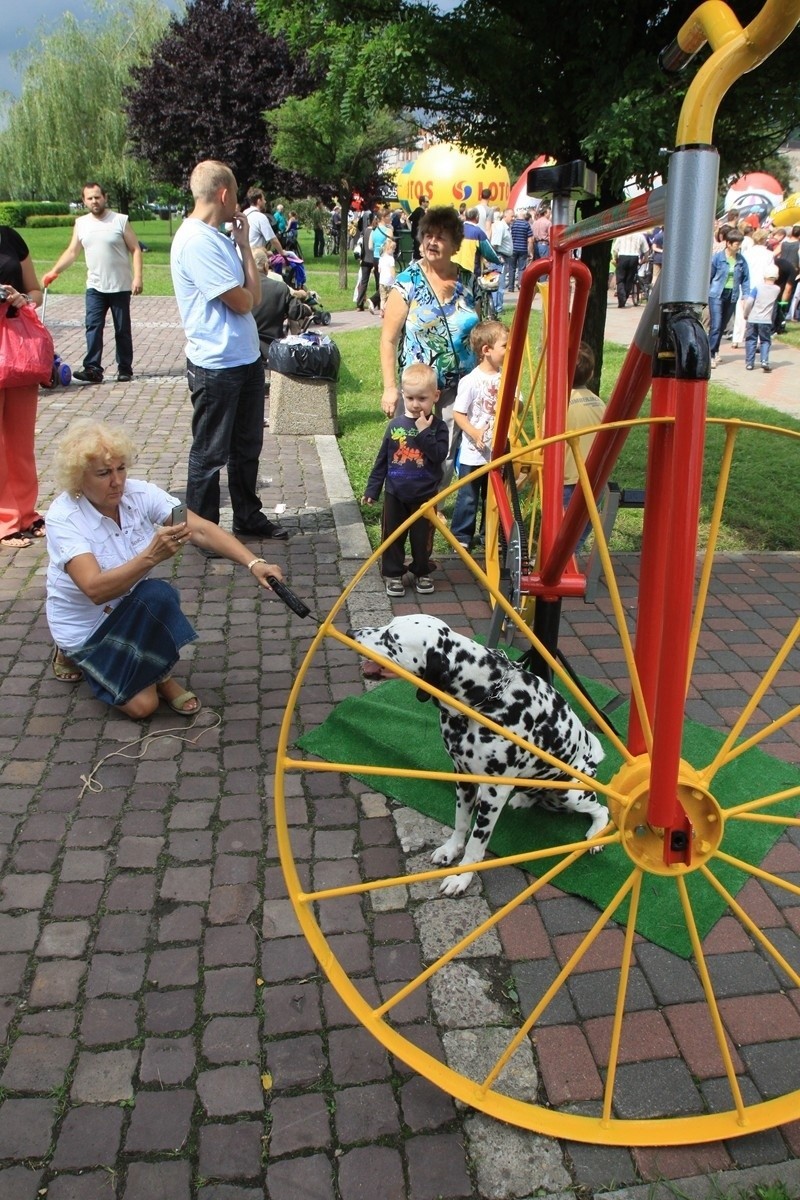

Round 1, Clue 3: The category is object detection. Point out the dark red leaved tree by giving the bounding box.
[125,0,320,197]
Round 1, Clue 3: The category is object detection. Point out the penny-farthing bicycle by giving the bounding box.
[276,0,800,1145]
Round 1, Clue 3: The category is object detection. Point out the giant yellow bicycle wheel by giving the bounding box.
[276,417,800,1145]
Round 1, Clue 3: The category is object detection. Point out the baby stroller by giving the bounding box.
[303,290,332,327]
[271,249,307,290]
[39,287,72,388]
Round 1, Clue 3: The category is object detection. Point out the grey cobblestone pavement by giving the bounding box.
[0,295,799,1199]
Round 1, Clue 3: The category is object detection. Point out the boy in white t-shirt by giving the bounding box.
[449,320,508,549]
[743,263,780,372]
[378,237,397,313]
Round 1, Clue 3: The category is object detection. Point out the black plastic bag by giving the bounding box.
[268,333,340,381]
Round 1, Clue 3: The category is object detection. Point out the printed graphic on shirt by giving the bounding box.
[390,425,429,469]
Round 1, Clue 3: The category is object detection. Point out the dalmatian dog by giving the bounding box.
[349,614,608,896]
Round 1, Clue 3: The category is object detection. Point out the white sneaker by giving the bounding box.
[710,355,718,369]
[414,576,435,594]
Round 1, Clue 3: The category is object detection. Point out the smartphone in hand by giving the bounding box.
[171,502,187,526]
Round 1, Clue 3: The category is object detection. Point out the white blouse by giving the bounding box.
[45,479,178,651]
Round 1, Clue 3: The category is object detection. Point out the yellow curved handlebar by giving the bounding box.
[675,0,800,144]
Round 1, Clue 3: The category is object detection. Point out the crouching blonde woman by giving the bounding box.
[45,419,284,719]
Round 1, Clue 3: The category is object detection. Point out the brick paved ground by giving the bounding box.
[1,296,800,1199]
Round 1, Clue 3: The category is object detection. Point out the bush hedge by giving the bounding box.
[25,214,77,228]
[0,201,72,227]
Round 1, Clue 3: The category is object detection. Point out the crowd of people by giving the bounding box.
[2,159,798,708]
[351,195,554,318]
[609,213,800,374]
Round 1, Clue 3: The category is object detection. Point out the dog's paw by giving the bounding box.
[588,843,605,855]
[431,838,462,866]
[439,871,474,896]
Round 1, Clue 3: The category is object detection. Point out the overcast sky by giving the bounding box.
[1,0,180,100]
[2,1,95,98]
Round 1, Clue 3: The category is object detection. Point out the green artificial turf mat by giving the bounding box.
[298,677,800,958]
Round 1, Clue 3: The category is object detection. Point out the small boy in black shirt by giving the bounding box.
[362,363,448,596]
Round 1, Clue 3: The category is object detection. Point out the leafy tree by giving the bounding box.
[422,0,799,372]
[125,0,317,198]
[256,0,418,281]
[266,96,413,284]
[0,0,172,209]
[257,0,800,376]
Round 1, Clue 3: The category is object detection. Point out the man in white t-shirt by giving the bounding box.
[170,160,288,541]
[242,189,282,253]
[43,182,142,383]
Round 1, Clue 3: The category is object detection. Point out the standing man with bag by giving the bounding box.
[43,183,142,384]
[170,159,288,543]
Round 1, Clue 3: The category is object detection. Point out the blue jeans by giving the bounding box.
[745,322,772,367]
[450,463,485,545]
[84,288,133,375]
[493,254,510,313]
[563,483,591,550]
[708,288,735,356]
[186,358,265,527]
[508,251,529,291]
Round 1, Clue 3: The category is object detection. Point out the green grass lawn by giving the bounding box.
[334,322,800,554]
[23,220,798,552]
[21,223,358,307]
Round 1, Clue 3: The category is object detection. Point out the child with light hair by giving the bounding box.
[362,363,448,597]
[743,263,780,373]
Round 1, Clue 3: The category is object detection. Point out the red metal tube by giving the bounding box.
[645,379,708,861]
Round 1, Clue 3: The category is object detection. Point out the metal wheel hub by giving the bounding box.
[609,755,725,874]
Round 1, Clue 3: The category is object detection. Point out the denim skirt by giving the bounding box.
[70,579,197,706]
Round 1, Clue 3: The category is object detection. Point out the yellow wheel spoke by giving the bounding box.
[479,868,639,1095]
[602,869,643,1124]
[725,783,800,818]
[300,831,621,904]
[573,447,653,755]
[701,863,800,988]
[687,424,739,689]
[699,619,800,783]
[374,845,588,1021]
[285,751,622,802]
[714,849,800,900]
[729,812,800,827]
[702,703,800,779]
[677,876,746,1120]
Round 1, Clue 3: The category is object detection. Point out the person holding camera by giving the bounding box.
[0,225,46,549]
[45,418,285,714]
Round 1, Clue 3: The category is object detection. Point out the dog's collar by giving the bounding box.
[418,652,516,707]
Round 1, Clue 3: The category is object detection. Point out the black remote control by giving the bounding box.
[266,575,312,619]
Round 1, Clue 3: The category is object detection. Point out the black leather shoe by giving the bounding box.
[233,520,290,540]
